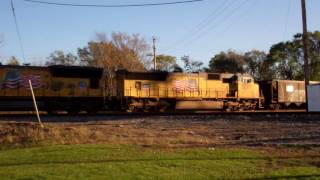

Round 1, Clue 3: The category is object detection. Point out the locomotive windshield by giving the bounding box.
[241,77,253,84]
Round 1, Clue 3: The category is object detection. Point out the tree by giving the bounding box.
[172,64,184,72]
[46,50,77,66]
[78,32,148,70]
[110,32,151,69]
[244,50,267,80]
[208,50,245,73]
[181,55,203,73]
[156,54,177,72]
[204,31,320,80]
[267,41,303,80]
[7,56,20,65]
[77,32,150,96]
[265,31,320,80]
[77,46,93,66]
[303,31,320,80]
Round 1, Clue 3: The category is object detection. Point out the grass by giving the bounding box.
[0,145,319,179]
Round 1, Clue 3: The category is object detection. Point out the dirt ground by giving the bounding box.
[0,114,320,149]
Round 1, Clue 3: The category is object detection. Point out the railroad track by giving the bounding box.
[0,109,311,117]
[0,110,319,122]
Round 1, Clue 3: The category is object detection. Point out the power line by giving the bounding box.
[192,0,259,51]
[162,0,234,52]
[23,0,205,8]
[167,0,249,52]
[283,0,292,41]
[162,0,238,52]
[10,0,26,63]
[183,0,250,47]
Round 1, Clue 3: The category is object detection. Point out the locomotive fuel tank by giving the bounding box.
[175,101,224,110]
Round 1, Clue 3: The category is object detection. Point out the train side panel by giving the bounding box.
[259,80,311,109]
[277,80,305,104]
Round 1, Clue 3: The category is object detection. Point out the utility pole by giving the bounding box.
[301,0,309,112]
[152,36,157,71]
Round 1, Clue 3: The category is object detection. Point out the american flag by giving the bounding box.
[173,79,198,92]
[142,84,151,90]
[2,75,42,89]
[173,80,185,92]
[2,77,20,89]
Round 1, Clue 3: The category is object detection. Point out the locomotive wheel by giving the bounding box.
[232,106,239,111]
[238,106,244,111]
[86,109,98,114]
[47,109,58,115]
[127,105,136,113]
[67,109,80,115]
[159,106,168,112]
[143,106,151,113]
[270,104,281,110]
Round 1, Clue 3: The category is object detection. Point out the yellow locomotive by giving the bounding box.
[116,70,261,111]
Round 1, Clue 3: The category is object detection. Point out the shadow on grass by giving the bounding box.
[248,174,320,179]
[0,155,319,167]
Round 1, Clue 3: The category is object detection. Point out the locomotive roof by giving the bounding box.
[0,64,48,70]
[0,65,104,78]
[0,64,102,70]
[49,65,103,78]
[117,69,254,81]
[117,70,169,81]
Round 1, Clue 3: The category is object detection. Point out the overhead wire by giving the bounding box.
[161,0,234,52]
[166,0,250,52]
[23,0,205,7]
[192,0,259,51]
[182,0,250,48]
[283,0,292,41]
[10,0,26,63]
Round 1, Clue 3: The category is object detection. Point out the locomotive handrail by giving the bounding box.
[124,88,227,98]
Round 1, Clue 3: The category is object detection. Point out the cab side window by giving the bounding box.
[242,78,252,84]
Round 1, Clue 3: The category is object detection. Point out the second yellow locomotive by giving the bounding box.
[116,70,261,111]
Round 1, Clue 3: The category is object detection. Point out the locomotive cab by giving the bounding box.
[224,74,259,99]
[236,74,260,99]
[222,74,261,110]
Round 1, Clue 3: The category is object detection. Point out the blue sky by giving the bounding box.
[0,0,320,66]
